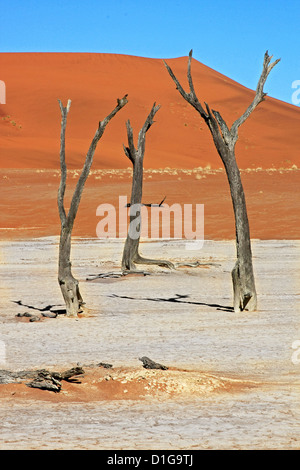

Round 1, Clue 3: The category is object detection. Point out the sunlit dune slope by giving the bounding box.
[1,52,299,170]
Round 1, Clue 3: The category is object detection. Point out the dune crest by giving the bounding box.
[1,52,300,170]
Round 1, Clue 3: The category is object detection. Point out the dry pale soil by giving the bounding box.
[0,238,299,450]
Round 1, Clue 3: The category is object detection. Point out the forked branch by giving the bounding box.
[58,94,128,230]
[163,50,208,119]
[230,51,281,140]
[164,50,280,312]
[121,103,174,271]
[164,50,280,149]
[57,94,128,316]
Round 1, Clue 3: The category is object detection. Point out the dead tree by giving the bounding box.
[164,51,280,312]
[58,96,128,316]
[122,103,174,271]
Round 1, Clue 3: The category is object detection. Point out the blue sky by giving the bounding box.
[1,0,300,104]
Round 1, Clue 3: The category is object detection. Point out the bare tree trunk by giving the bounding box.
[164,51,280,312]
[122,104,174,272]
[223,150,257,312]
[58,95,128,316]
[58,225,84,316]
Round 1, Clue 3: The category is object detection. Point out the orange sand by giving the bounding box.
[0,168,299,240]
[1,53,300,171]
[0,365,256,403]
[0,53,299,241]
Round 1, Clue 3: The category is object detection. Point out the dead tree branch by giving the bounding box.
[58,95,128,316]
[164,51,280,312]
[121,103,174,272]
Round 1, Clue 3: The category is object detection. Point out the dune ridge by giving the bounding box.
[1,52,300,170]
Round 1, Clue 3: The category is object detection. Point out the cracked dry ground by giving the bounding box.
[0,238,299,449]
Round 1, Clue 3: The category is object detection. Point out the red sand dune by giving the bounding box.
[0,53,299,240]
[1,52,300,170]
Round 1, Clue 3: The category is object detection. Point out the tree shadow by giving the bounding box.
[109,293,234,313]
[12,300,66,315]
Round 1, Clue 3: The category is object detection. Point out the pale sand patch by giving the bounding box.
[0,238,299,449]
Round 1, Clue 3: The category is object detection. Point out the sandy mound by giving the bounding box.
[1,53,300,170]
[0,365,256,403]
[1,53,299,242]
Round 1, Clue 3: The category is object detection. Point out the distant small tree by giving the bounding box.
[122,103,174,271]
[58,95,128,316]
[164,51,280,312]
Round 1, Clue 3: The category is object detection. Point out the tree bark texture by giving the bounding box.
[164,51,280,312]
[58,96,128,316]
[122,104,174,272]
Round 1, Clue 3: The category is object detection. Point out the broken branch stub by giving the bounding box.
[139,356,168,370]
